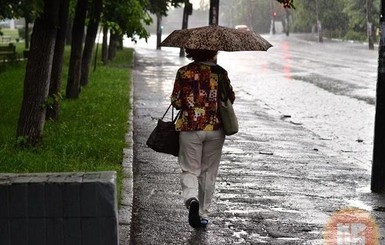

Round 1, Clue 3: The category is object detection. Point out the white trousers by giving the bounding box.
[178,130,225,218]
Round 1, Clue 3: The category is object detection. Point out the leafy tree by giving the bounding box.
[17,0,60,147]
[147,0,185,16]
[319,0,348,38]
[66,0,88,99]
[46,0,70,121]
[276,0,295,9]
[291,0,348,38]
[289,0,379,41]
[102,0,152,60]
[147,0,185,49]
[80,0,103,87]
[0,0,39,48]
[342,0,379,41]
[102,25,109,64]
[0,0,40,19]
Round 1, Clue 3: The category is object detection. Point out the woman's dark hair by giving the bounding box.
[185,49,218,62]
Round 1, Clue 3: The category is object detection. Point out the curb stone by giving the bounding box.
[118,53,135,244]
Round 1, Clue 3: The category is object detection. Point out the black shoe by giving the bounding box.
[188,199,201,229]
[200,218,209,228]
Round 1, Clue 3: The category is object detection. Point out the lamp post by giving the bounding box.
[180,1,193,57]
[156,13,162,50]
[209,0,219,25]
[372,0,385,193]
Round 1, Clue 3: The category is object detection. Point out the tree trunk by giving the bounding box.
[46,0,70,121]
[102,25,108,64]
[16,0,59,147]
[367,0,375,50]
[66,16,73,45]
[118,35,123,50]
[315,0,323,42]
[372,0,385,193]
[156,13,162,50]
[66,0,88,99]
[80,0,103,87]
[285,8,290,36]
[24,18,30,49]
[108,32,117,61]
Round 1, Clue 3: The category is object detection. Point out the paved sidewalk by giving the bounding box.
[120,46,385,244]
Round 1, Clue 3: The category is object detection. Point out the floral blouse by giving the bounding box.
[171,62,235,131]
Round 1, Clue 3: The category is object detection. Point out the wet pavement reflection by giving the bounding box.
[127,34,385,244]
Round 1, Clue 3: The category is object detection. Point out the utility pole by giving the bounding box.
[209,0,219,25]
[180,1,193,57]
[372,0,385,193]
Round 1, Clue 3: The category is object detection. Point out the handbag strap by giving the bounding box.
[213,65,228,102]
[161,104,181,123]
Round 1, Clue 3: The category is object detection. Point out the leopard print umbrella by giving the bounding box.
[160,25,272,51]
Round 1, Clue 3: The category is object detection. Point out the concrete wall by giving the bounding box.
[0,171,118,245]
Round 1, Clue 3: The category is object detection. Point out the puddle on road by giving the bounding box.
[356,185,371,193]
[248,233,270,243]
[271,207,302,213]
[277,237,301,241]
[231,229,270,244]
[232,230,247,238]
[222,146,244,154]
[224,209,266,215]
[231,227,303,243]
[346,199,373,211]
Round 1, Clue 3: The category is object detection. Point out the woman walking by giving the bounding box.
[171,48,235,228]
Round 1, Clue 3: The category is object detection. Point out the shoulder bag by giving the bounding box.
[146,104,180,156]
[217,67,239,136]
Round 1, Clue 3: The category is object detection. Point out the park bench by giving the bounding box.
[0,43,17,62]
[1,36,11,42]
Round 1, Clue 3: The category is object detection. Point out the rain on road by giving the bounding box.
[218,34,377,168]
[126,34,383,244]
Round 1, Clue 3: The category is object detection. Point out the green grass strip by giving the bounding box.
[0,48,133,197]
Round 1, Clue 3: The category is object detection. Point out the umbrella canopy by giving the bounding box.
[160,25,272,52]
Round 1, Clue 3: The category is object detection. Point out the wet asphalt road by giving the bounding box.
[126,34,385,244]
[218,34,377,167]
